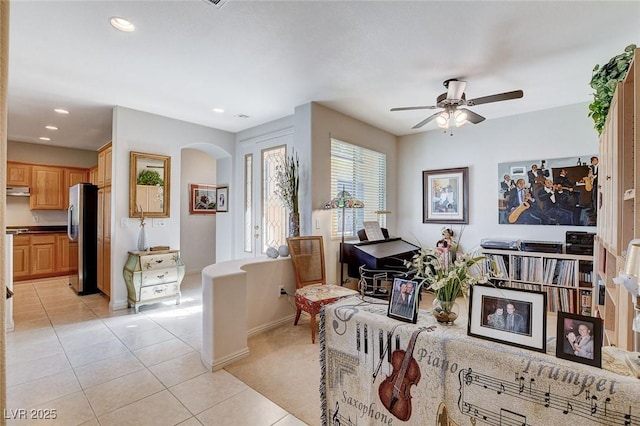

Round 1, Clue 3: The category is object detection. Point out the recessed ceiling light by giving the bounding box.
[212,108,225,114]
[54,108,69,114]
[109,16,135,32]
[39,137,51,141]
[45,125,58,130]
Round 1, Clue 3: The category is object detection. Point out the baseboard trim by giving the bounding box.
[247,314,295,338]
[203,347,250,371]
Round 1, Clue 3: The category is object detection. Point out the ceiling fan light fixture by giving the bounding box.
[454,109,468,127]
[435,111,449,128]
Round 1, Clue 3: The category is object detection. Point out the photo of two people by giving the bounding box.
[388,278,419,323]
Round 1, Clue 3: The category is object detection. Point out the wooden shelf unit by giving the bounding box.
[594,48,639,351]
[481,248,593,315]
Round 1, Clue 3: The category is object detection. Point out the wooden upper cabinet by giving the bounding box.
[7,162,32,187]
[30,166,65,210]
[97,142,112,188]
[89,166,98,185]
[64,167,89,207]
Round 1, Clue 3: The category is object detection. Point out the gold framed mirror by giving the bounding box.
[129,151,171,218]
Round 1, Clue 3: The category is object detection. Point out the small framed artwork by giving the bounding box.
[468,284,547,353]
[555,311,602,368]
[510,166,526,176]
[423,167,469,224]
[189,184,217,214]
[216,186,229,213]
[387,278,419,323]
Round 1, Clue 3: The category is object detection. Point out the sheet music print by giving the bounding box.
[330,401,359,426]
[458,368,639,425]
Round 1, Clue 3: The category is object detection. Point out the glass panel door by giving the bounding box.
[240,130,291,257]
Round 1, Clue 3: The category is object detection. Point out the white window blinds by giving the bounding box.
[330,138,387,238]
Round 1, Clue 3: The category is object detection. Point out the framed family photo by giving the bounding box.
[387,278,419,323]
[423,167,469,224]
[468,285,547,353]
[189,184,217,214]
[555,311,602,368]
[216,186,229,213]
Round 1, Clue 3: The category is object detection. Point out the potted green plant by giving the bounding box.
[275,152,300,237]
[137,169,164,186]
[588,44,636,135]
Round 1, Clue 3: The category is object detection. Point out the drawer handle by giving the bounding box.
[153,288,164,294]
[157,274,166,280]
[155,259,164,264]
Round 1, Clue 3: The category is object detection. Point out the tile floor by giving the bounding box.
[5,274,306,426]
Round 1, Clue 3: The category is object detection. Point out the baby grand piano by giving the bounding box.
[341,237,420,279]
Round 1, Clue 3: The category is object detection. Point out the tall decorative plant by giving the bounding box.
[275,152,300,236]
[588,44,636,135]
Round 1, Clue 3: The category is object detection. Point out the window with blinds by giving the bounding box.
[330,138,387,238]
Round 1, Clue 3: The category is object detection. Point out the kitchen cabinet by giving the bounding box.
[97,187,111,297]
[123,250,184,313]
[96,141,112,297]
[56,234,77,274]
[7,162,31,187]
[64,167,89,208]
[12,232,77,281]
[30,234,56,276]
[12,235,30,279]
[89,166,98,185]
[97,142,112,188]
[27,164,90,210]
[30,165,65,210]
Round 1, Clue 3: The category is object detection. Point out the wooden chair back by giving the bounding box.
[287,236,326,289]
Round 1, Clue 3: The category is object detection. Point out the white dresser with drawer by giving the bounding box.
[123,250,185,313]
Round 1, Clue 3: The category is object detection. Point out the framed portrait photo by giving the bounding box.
[423,167,469,224]
[387,278,419,323]
[216,186,229,213]
[555,311,602,368]
[468,284,547,353]
[189,184,217,214]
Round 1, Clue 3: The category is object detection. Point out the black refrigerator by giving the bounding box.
[67,183,98,295]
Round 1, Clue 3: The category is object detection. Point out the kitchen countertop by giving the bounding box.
[6,225,67,235]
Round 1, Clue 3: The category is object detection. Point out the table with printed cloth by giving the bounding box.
[319,296,640,426]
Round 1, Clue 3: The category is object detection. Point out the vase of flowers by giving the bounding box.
[275,152,300,237]
[432,298,460,325]
[406,246,492,324]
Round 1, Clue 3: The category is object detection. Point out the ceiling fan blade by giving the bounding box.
[467,90,524,106]
[390,105,437,112]
[447,80,466,100]
[459,108,485,124]
[412,111,441,129]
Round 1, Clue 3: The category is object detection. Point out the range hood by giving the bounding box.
[7,186,30,197]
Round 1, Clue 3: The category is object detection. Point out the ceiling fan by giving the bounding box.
[391,79,524,130]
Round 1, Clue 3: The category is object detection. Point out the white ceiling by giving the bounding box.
[7,0,640,151]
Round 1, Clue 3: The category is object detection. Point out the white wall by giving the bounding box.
[180,148,216,274]
[111,107,235,309]
[397,102,598,252]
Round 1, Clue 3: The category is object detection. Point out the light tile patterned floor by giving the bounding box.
[5,274,307,426]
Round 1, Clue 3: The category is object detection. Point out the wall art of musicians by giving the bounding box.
[498,155,598,226]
